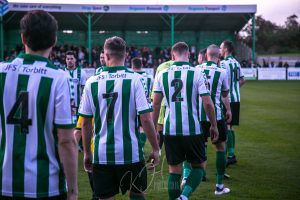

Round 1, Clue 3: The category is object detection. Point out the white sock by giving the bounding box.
[179,195,188,200]
[216,184,224,188]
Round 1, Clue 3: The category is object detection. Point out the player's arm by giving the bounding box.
[81,117,93,172]
[57,128,78,200]
[221,71,232,123]
[238,64,246,87]
[202,96,219,143]
[152,92,163,129]
[239,77,246,87]
[221,90,232,124]
[198,70,219,143]
[140,112,160,155]
[55,74,78,200]
[78,79,94,172]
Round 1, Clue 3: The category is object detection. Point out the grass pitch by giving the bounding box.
[77,81,300,200]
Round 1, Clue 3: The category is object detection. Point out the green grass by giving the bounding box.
[77,81,300,200]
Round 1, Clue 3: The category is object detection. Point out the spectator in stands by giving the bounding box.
[283,62,289,68]
[277,61,283,67]
[271,61,275,68]
[295,61,300,67]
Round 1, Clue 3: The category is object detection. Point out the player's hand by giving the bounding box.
[210,125,219,144]
[147,150,160,170]
[83,152,92,173]
[225,110,232,124]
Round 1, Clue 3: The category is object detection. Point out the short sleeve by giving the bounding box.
[152,72,162,93]
[78,81,93,118]
[135,77,153,114]
[197,69,210,97]
[81,69,87,86]
[54,73,77,128]
[221,70,229,92]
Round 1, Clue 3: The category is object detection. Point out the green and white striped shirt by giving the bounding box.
[153,62,210,136]
[136,71,153,103]
[79,66,152,165]
[196,61,229,121]
[0,54,76,198]
[65,66,87,108]
[220,56,244,102]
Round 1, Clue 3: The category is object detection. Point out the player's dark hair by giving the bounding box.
[104,36,126,61]
[20,10,57,51]
[171,42,189,55]
[199,48,207,56]
[222,40,234,54]
[66,51,76,58]
[131,57,142,69]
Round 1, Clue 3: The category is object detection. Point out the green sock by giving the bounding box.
[182,161,192,179]
[130,194,145,200]
[182,168,204,198]
[227,130,234,157]
[216,151,226,184]
[168,173,181,200]
[232,130,236,155]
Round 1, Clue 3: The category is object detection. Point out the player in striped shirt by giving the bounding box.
[79,36,160,200]
[65,50,87,114]
[95,50,106,75]
[0,10,78,199]
[220,40,246,165]
[198,44,232,195]
[152,42,219,200]
[131,57,154,147]
[182,48,208,185]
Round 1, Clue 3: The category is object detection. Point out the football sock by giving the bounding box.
[216,151,226,185]
[227,130,234,157]
[182,168,204,198]
[182,161,192,179]
[232,130,236,155]
[158,130,164,149]
[168,173,182,200]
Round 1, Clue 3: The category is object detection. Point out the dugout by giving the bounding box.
[0,2,256,64]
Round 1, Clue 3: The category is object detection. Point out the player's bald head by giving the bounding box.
[207,44,220,59]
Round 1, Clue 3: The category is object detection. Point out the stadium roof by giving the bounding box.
[3,3,256,32]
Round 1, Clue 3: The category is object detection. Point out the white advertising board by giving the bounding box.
[258,68,286,80]
[241,68,257,80]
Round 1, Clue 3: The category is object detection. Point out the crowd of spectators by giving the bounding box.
[4,44,199,69]
[4,44,300,69]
